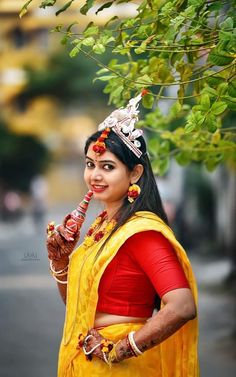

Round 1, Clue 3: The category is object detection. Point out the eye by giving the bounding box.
[103,164,114,171]
[86,161,94,168]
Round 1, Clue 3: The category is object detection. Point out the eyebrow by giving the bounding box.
[85,156,116,164]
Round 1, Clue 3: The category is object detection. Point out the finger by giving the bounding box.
[88,328,101,338]
[57,225,75,242]
[62,214,71,227]
[46,237,62,259]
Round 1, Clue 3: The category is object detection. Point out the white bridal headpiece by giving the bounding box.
[95,92,145,158]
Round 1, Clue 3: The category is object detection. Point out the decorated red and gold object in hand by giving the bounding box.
[65,190,93,236]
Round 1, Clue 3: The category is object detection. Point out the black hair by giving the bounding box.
[85,130,168,310]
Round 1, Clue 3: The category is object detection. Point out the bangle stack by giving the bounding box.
[127,331,143,357]
[80,334,115,365]
[77,331,142,366]
[49,259,68,284]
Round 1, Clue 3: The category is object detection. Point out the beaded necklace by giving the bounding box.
[83,211,117,249]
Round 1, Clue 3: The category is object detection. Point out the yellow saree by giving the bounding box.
[58,211,199,377]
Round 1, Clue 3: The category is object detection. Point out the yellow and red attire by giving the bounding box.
[58,211,199,377]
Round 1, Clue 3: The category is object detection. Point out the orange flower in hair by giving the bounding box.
[93,128,110,155]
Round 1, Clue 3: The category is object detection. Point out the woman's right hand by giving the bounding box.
[46,214,80,260]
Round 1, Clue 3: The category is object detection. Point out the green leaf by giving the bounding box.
[56,0,74,16]
[224,96,236,111]
[148,139,160,157]
[60,35,69,45]
[93,43,106,54]
[151,157,169,176]
[104,16,119,27]
[111,85,123,99]
[80,0,95,15]
[220,17,234,30]
[95,1,113,15]
[142,94,154,109]
[134,42,147,55]
[69,43,81,57]
[83,23,99,37]
[82,37,95,46]
[207,2,222,11]
[211,101,227,115]
[66,22,79,33]
[204,156,222,172]
[93,75,117,82]
[169,101,182,117]
[208,51,234,66]
[40,0,57,8]
[136,74,153,88]
[200,94,210,111]
[175,151,191,166]
[228,80,236,97]
[184,123,196,133]
[51,24,63,32]
[159,141,170,154]
[19,0,33,18]
[202,86,218,98]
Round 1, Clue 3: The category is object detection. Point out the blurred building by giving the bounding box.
[0,1,138,204]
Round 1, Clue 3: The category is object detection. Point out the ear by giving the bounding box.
[130,164,144,183]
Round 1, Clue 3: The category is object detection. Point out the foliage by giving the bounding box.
[21,0,236,175]
[0,121,49,192]
[19,49,109,105]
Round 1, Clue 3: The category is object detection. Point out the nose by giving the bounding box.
[91,167,103,181]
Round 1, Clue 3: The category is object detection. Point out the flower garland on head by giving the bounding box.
[92,127,111,155]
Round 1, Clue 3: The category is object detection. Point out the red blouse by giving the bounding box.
[97,231,189,317]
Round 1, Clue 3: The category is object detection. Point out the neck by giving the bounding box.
[104,201,122,221]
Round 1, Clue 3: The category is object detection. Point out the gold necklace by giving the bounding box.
[83,211,116,249]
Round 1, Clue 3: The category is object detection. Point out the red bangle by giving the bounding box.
[126,335,137,357]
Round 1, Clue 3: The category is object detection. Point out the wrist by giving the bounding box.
[114,338,134,362]
[51,256,69,269]
[49,258,69,285]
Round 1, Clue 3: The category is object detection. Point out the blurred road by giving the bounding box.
[0,205,235,377]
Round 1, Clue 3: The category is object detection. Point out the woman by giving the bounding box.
[47,93,199,376]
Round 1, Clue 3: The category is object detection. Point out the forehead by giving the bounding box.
[86,142,119,163]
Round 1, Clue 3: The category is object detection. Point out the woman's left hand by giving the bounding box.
[78,329,109,363]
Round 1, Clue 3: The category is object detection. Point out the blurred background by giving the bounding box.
[0,1,235,376]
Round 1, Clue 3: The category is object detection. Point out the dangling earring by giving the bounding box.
[127,184,141,203]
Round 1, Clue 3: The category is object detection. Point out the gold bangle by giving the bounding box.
[51,274,68,284]
[50,269,68,277]
[49,259,68,275]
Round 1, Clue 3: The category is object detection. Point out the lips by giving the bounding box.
[91,185,108,193]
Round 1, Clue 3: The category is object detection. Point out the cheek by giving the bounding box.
[84,169,89,184]
[110,171,130,191]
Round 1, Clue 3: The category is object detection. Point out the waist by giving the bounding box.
[94,311,149,328]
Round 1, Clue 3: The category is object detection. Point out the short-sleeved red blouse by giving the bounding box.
[96,230,189,317]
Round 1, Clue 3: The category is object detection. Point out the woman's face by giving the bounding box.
[84,143,134,207]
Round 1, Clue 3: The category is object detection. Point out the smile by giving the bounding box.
[92,185,108,193]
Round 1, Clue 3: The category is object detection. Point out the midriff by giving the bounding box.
[94,311,148,328]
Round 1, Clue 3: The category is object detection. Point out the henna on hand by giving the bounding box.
[79,329,109,363]
[115,338,134,362]
[46,223,80,260]
[133,306,189,353]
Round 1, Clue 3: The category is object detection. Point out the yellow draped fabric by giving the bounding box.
[58,211,199,377]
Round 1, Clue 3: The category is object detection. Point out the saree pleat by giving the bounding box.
[58,211,199,376]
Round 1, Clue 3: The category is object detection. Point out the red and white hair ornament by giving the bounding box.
[93,89,149,158]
